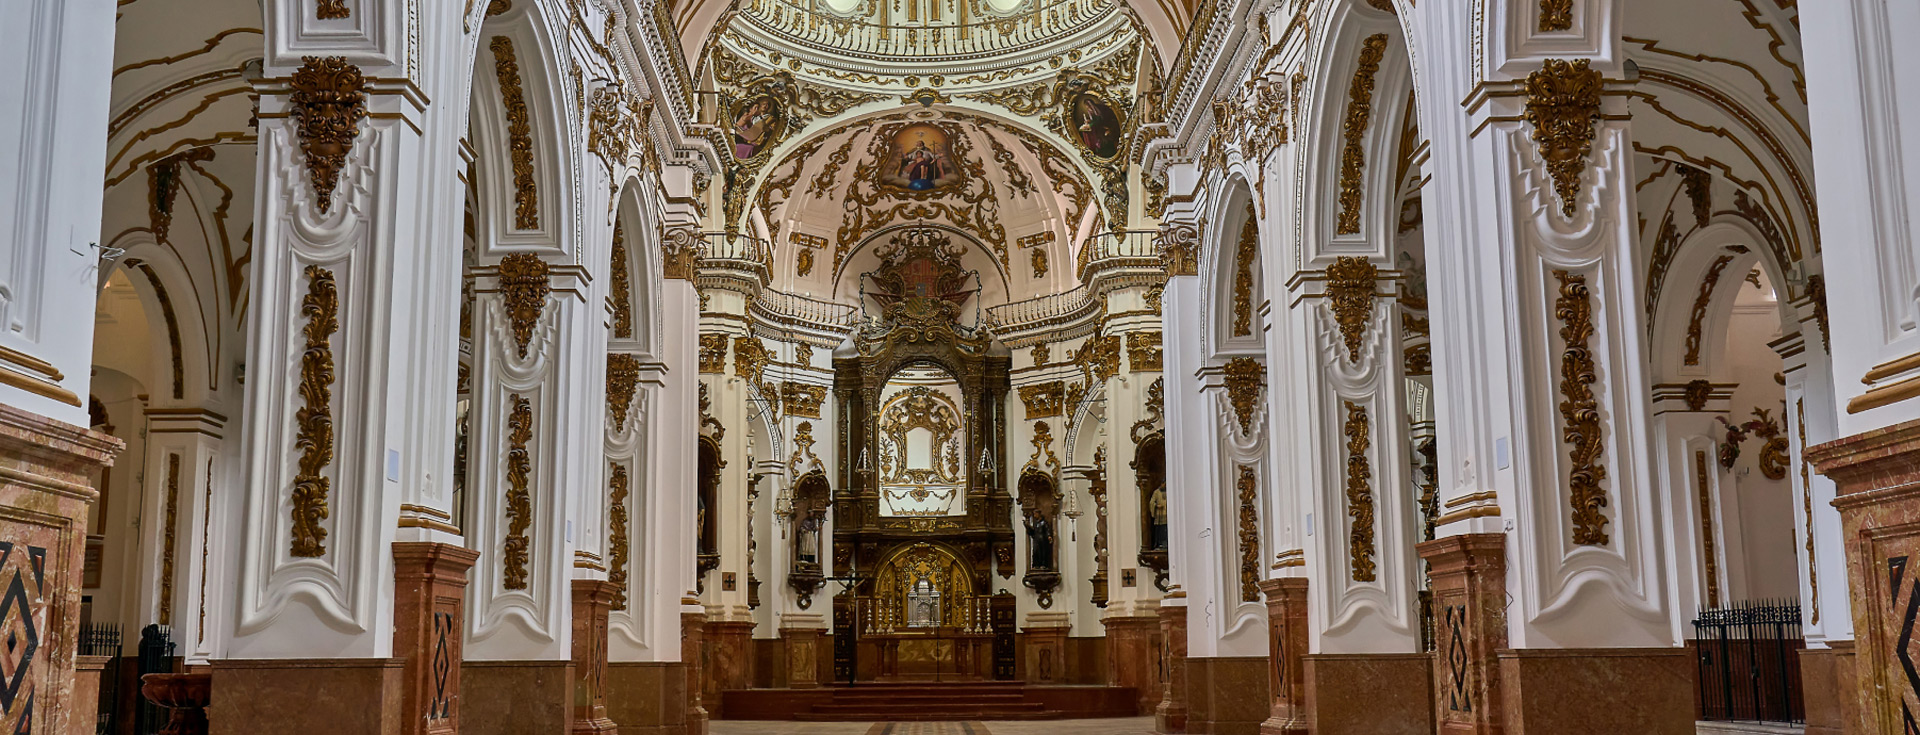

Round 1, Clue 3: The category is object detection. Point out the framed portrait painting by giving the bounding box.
[1067,93,1123,160]
[729,94,785,161]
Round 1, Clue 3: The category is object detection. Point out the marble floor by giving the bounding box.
[709,717,1160,735]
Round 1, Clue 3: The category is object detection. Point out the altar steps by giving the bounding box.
[719,682,1140,722]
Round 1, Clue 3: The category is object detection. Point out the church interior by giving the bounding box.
[4,0,1920,733]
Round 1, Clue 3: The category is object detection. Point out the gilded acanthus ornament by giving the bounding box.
[1523,59,1604,219]
[290,265,339,558]
[317,0,349,19]
[1157,222,1200,276]
[1237,465,1261,602]
[489,37,540,229]
[698,334,728,374]
[498,253,550,359]
[1683,255,1736,366]
[503,394,534,590]
[288,56,367,215]
[1539,0,1572,31]
[1344,401,1376,582]
[1552,270,1611,546]
[607,353,641,433]
[1231,212,1259,337]
[610,222,634,339]
[1326,257,1379,363]
[1223,358,1265,435]
[733,336,771,393]
[1796,398,1819,624]
[161,454,180,624]
[1018,382,1067,419]
[661,226,700,280]
[781,382,827,418]
[1680,165,1713,228]
[608,462,631,609]
[1127,331,1164,372]
[1336,35,1390,235]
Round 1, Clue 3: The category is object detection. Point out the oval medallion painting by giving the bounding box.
[1069,93,1122,160]
[730,95,784,160]
[881,123,963,193]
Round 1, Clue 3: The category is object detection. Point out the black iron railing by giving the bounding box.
[1692,599,1805,724]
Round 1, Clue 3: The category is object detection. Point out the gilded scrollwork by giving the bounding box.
[1231,212,1259,337]
[610,222,634,339]
[609,462,631,609]
[607,353,641,433]
[1127,331,1163,372]
[1327,256,1379,363]
[781,382,827,418]
[498,253,550,359]
[699,334,729,374]
[1130,377,1165,445]
[1237,465,1261,602]
[289,56,367,215]
[1158,222,1199,276]
[789,421,826,477]
[1335,35,1390,236]
[1683,255,1736,366]
[291,265,339,558]
[1523,59,1604,219]
[489,37,541,229]
[1539,0,1572,31]
[1018,382,1067,419]
[1223,357,1265,435]
[504,394,534,590]
[1344,401,1376,582]
[1553,270,1611,546]
[1796,398,1818,624]
[661,226,700,281]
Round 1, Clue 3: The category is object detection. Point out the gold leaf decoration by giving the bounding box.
[1223,358,1265,434]
[1694,450,1719,608]
[1237,465,1261,602]
[161,453,180,624]
[1683,255,1736,366]
[1796,398,1818,624]
[1231,210,1259,336]
[698,334,728,374]
[1127,332,1163,372]
[661,226,700,281]
[1158,222,1200,276]
[499,253,550,359]
[291,265,339,558]
[1327,257,1379,363]
[609,462,631,609]
[1344,401,1376,582]
[610,222,633,339]
[1018,382,1067,419]
[289,56,367,215]
[503,394,534,590]
[1523,59,1603,219]
[607,353,640,433]
[781,382,827,418]
[317,0,349,18]
[1336,35,1390,235]
[1539,0,1572,31]
[1552,270,1610,546]
[490,37,540,229]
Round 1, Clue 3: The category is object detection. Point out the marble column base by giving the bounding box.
[73,654,111,735]
[392,542,479,735]
[607,661,688,735]
[703,620,754,715]
[1020,625,1071,684]
[1498,647,1693,734]
[1185,656,1271,735]
[1800,645,1842,735]
[1101,615,1162,715]
[1255,579,1307,735]
[207,658,404,733]
[778,627,825,689]
[1809,418,1920,733]
[0,404,118,735]
[1829,640,1863,734]
[1155,603,1188,733]
[1418,533,1508,734]
[572,581,620,734]
[1302,653,1433,735]
[461,660,574,735]
[682,610,709,735]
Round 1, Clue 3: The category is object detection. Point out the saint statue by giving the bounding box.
[1148,485,1169,550]
[1025,512,1056,571]
[797,515,821,564]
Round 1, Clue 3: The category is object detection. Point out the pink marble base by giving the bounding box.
[1498,648,1693,734]
[1156,604,1188,733]
[0,405,120,735]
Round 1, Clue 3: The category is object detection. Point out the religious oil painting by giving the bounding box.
[729,94,784,160]
[1069,93,1123,160]
[881,123,963,193]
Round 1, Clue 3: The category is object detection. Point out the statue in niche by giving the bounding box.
[797,515,822,565]
[1024,512,1056,571]
[1148,484,1169,550]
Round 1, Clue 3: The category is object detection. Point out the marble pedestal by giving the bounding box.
[393,542,479,735]
[1020,623,1071,684]
[1102,614,1162,715]
[1155,602,1188,733]
[778,626,825,689]
[1808,417,1920,733]
[682,609,708,735]
[208,658,405,734]
[1255,579,1307,735]
[0,405,118,735]
[1498,648,1693,734]
[606,661,689,735]
[1418,534,1507,734]
[1186,656,1271,735]
[572,580,620,734]
[460,660,573,735]
[1302,654,1433,735]
[1799,645,1851,735]
[73,655,111,735]
[703,620,754,714]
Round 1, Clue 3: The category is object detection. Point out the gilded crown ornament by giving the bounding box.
[1523,59,1604,219]
[1326,257,1379,363]
[288,57,367,215]
[498,253,550,359]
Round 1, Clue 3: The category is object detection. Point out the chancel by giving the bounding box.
[7,0,1920,734]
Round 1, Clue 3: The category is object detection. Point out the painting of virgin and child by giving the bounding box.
[880,123,962,192]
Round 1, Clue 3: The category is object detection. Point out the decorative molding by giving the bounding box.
[1327,257,1379,363]
[1237,465,1260,602]
[609,462,631,610]
[489,37,540,229]
[607,354,640,434]
[1796,397,1818,624]
[662,226,700,280]
[1683,255,1736,365]
[1335,34,1390,236]
[1539,0,1572,32]
[1018,382,1067,419]
[289,56,367,215]
[161,453,180,624]
[1126,332,1163,372]
[733,336,771,394]
[1523,59,1603,219]
[1680,165,1712,228]
[610,222,634,339]
[1157,222,1199,276]
[1074,334,1122,384]
[788,420,825,477]
[498,254,550,360]
[1694,449,1719,608]
[1805,274,1830,349]
[131,263,186,400]
[1231,211,1258,336]
[1552,270,1611,546]
[317,0,349,19]
[503,395,534,590]
[1684,379,1713,411]
[781,382,827,418]
[698,334,728,374]
[1131,377,1164,444]
[290,265,339,558]
[1343,401,1376,582]
[1223,358,1265,435]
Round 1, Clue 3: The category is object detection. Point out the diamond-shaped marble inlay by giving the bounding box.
[0,540,45,726]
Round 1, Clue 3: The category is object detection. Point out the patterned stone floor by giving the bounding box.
[710,717,1160,735]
